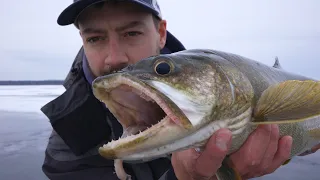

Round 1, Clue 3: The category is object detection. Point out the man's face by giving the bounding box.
[77,1,167,77]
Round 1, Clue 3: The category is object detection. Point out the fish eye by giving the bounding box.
[154,61,172,75]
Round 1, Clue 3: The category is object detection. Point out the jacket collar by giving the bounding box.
[62,46,85,89]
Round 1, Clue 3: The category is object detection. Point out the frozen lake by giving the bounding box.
[0,85,319,180]
[0,85,65,180]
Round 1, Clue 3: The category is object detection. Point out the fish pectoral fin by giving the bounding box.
[252,80,320,125]
[215,158,242,180]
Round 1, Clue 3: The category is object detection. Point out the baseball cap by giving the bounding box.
[57,0,163,26]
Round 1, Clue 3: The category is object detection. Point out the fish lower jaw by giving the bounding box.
[98,115,187,159]
[113,108,253,161]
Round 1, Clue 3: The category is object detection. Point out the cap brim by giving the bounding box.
[57,0,105,26]
[57,0,161,26]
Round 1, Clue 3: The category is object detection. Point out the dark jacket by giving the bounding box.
[40,31,186,180]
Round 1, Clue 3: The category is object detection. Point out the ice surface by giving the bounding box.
[0,85,63,179]
[0,85,65,113]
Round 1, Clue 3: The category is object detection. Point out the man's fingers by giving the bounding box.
[265,135,292,174]
[230,125,272,175]
[256,124,280,173]
[193,128,232,179]
[171,129,232,180]
[171,147,199,180]
[244,124,280,178]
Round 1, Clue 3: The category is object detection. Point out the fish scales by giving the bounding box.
[92,49,320,180]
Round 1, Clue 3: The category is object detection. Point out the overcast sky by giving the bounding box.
[0,0,319,80]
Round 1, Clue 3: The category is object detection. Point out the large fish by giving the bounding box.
[92,49,320,180]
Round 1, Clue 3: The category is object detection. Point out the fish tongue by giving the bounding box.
[121,125,148,138]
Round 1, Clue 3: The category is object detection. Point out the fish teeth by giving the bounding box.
[103,117,173,149]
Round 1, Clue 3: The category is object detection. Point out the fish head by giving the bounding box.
[92,49,254,161]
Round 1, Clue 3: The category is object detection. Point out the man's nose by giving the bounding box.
[105,39,128,67]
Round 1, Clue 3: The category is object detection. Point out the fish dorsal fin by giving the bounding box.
[273,56,282,69]
[252,80,320,125]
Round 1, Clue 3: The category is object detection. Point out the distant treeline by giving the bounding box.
[0,80,64,85]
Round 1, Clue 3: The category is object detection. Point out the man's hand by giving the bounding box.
[228,124,292,179]
[171,124,293,180]
[171,128,232,180]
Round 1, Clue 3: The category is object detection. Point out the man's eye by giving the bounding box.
[87,37,104,43]
[124,31,142,37]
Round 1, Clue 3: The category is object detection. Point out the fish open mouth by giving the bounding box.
[92,74,192,159]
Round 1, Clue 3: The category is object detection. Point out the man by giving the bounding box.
[41,0,294,179]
